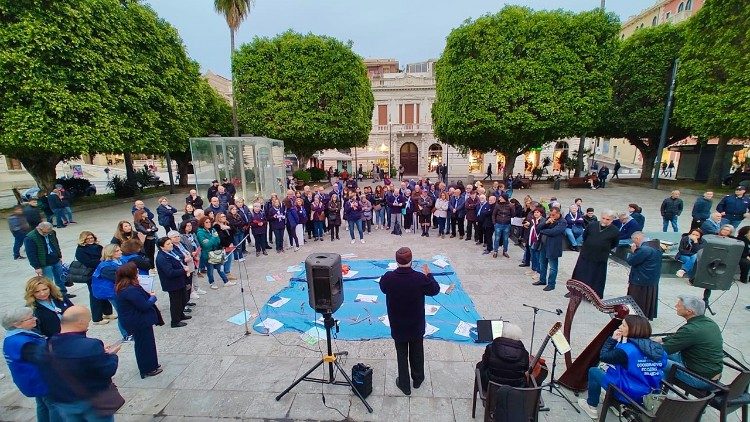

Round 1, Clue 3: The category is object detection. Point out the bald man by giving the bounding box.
[42,306,122,420]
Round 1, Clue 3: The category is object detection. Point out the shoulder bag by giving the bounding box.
[207,249,226,265]
[67,261,94,284]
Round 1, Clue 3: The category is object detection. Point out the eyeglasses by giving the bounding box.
[19,316,37,323]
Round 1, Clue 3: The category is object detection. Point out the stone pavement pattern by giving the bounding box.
[1,182,747,421]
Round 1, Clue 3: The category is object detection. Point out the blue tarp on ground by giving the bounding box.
[249,258,483,343]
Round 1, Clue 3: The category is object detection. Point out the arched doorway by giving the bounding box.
[427,144,442,172]
[400,142,419,175]
[553,141,569,172]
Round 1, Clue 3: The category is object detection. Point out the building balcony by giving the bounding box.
[371,123,433,134]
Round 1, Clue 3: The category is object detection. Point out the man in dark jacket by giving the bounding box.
[41,306,121,421]
[572,211,620,298]
[626,232,662,320]
[533,208,567,291]
[380,247,440,396]
[24,222,70,298]
[716,186,750,228]
[448,189,466,238]
[492,194,514,258]
[23,199,43,228]
[185,189,204,211]
[207,179,220,200]
[690,191,713,230]
[660,190,684,232]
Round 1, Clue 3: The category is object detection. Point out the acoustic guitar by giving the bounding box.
[527,321,562,386]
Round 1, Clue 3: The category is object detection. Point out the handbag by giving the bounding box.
[642,391,667,413]
[67,261,93,284]
[207,249,226,265]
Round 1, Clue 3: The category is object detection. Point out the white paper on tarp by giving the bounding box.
[432,259,449,269]
[424,323,439,337]
[355,294,378,303]
[255,318,283,333]
[268,297,290,308]
[378,315,390,327]
[387,262,398,270]
[287,265,303,273]
[425,305,441,316]
[343,270,359,279]
[432,254,449,262]
[439,283,450,294]
[454,321,477,337]
[300,326,326,345]
[551,330,572,354]
[226,311,256,325]
[138,275,155,292]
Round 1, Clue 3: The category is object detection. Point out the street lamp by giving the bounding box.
[388,119,393,176]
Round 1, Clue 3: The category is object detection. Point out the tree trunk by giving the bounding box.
[230,28,240,137]
[640,148,657,181]
[504,155,516,180]
[175,155,190,187]
[18,154,62,192]
[574,136,586,177]
[707,136,730,187]
[124,151,136,181]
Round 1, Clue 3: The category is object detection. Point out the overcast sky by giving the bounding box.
[144,0,655,77]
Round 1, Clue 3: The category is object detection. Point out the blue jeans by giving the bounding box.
[52,208,67,227]
[223,252,234,275]
[493,223,511,253]
[538,254,558,287]
[348,219,363,240]
[722,217,743,229]
[206,262,228,285]
[587,366,609,406]
[437,217,446,235]
[233,232,244,259]
[665,353,714,390]
[36,396,54,422]
[48,399,114,422]
[565,228,583,247]
[42,261,67,296]
[677,254,698,276]
[662,215,679,232]
[12,230,25,258]
[63,206,74,222]
[375,208,385,226]
[313,221,324,238]
[108,299,129,339]
[530,248,541,272]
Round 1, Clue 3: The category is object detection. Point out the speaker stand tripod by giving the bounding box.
[275,312,373,413]
[702,289,717,315]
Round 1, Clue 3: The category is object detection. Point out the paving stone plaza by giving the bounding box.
[1,181,748,421]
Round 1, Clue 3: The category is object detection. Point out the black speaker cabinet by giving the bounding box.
[692,234,744,291]
[305,253,343,313]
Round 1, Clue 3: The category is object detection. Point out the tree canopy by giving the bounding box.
[0,0,207,190]
[674,0,750,186]
[432,6,620,176]
[606,23,688,180]
[233,31,374,162]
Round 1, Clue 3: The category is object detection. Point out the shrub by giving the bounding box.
[107,175,138,198]
[134,168,162,190]
[55,177,93,199]
[293,169,311,184]
[308,167,326,181]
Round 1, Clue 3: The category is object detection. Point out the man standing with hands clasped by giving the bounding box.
[380,247,440,396]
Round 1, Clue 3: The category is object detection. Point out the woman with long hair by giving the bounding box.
[115,262,163,378]
[226,205,247,261]
[249,202,269,256]
[434,192,449,238]
[196,216,233,289]
[120,238,151,276]
[327,193,341,241]
[74,231,114,325]
[578,315,667,419]
[24,276,72,337]
[675,228,704,279]
[213,213,237,280]
[134,209,159,268]
[344,191,364,244]
[182,203,195,222]
[373,185,386,230]
[92,244,129,339]
[111,220,135,246]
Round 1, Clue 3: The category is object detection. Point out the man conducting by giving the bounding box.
[571,210,619,298]
[380,247,440,396]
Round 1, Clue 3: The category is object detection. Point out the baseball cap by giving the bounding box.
[736,186,747,191]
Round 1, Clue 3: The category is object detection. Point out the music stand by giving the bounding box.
[542,337,580,413]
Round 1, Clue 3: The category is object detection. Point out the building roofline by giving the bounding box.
[622,0,669,27]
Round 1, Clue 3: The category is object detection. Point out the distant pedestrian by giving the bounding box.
[660,190,683,232]
[660,161,667,176]
[484,163,493,181]
[690,191,714,230]
[667,160,675,177]
[9,205,30,260]
[613,160,621,179]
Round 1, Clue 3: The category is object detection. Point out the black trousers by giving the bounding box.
[484,226,494,251]
[451,215,465,237]
[466,220,476,239]
[740,259,750,284]
[168,289,186,325]
[132,325,159,376]
[475,224,485,243]
[394,339,425,386]
[690,218,706,231]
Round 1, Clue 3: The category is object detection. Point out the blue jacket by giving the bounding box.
[266,204,287,230]
[448,195,466,218]
[121,252,151,275]
[630,212,645,231]
[564,211,585,234]
[691,197,713,220]
[116,285,158,333]
[91,260,121,300]
[716,194,750,219]
[385,192,405,213]
[206,203,227,216]
[701,219,721,235]
[155,250,187,292]
[614,219,640,241]
[41,332,119,403]
[47,192,64,210]
[3,330,48,397]
[156,204,178,226]
[539,219,567,258]
[604,338,666,404]
[626,245,662,286]
[344,200,362,221]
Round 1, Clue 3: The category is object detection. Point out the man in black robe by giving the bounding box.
[571,210,619,298]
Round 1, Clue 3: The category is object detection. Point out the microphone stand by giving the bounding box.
[522,303,562,353]
[226,231,258,346]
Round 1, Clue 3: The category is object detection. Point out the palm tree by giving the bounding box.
[214,0,254,136]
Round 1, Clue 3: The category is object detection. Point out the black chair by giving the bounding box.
[472,368,542,422]
[598,382,714,422]
[666,352,750,422]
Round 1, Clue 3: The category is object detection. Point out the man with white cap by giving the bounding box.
[379,247,440,396]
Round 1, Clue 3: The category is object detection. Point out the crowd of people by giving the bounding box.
[4,173,748,420]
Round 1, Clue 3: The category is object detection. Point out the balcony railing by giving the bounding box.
[372,123,433,134]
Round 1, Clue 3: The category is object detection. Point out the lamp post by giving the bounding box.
[388,120,393,176]
[600,0,605,9]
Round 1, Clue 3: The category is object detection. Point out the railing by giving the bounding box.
[371,123,433,134]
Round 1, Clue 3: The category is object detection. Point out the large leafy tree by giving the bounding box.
[674,0,750,187]
[432,6,619,177]
[606,24,689,180]
[214,0,254,137]
[233,31,374,163]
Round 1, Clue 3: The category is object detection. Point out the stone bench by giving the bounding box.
[567,177,590,188]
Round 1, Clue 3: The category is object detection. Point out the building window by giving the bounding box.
[7,157,22,171]
[427,144,442,172]
[666,12,671,20]
[377,104,388,126]
[468,150,484,173]
[652,16,658,26]
[686,0,693,10]
[678,2,685,13]
[602,140,610,154]
[553,141,569,172]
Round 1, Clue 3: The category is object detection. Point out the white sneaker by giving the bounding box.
[577,398,598,419]
[197,288,207,295]
[238,257,246,262]
[351,239,356,244]
[210,284,219,290]
[676,269,686,278]
[225,281,237,286]
[93,320,109,325]
[360,239,365,244]
[294,246,299,252]
[190,291,200,300]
